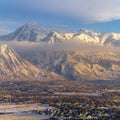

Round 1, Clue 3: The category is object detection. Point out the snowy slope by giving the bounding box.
[1,22,120,46]
[0,22,49,41]
[42,29,101,44]
[101,33,120,46]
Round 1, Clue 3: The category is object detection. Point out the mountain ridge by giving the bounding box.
[24,50,120,81]
[0,23,120,46]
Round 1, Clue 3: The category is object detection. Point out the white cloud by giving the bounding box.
[16,0,120,23]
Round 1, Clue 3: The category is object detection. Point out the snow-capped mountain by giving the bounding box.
[101,33,120,46]
[0,21,120,80]
[72,29,101,44]
[0,22,49,41]
[43,30,120,45]
[42,32,74,43]
[42,29,101,44]
[0,22,120,46]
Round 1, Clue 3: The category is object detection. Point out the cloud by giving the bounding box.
[11,0,120,23]
[2,41,118,55]
[1,0,120,26]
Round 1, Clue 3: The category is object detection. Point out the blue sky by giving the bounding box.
[0,0,120,35]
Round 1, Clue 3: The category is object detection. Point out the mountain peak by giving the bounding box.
[0,44,10,55]
[23,22,45,29]
[0,22,49,42]
[0,44,8,50]
[25,21,37,26]
[79,28,101,36]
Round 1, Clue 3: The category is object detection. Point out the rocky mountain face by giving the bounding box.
[60,51,120,80]
[23,50,120,81]
[1,23,120,46]
[0,44,40,80]
[0,43,120,81]
[0,44,65,81]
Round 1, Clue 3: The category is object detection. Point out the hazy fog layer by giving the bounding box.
[0,41,119,55]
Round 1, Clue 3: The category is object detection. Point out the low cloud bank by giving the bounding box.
[0,40,119,55]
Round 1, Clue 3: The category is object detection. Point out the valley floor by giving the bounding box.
[0,80,120,119]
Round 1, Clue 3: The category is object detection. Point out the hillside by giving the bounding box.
[0,44,65,81]
[22,50,120,80]
[0,44,40,80]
